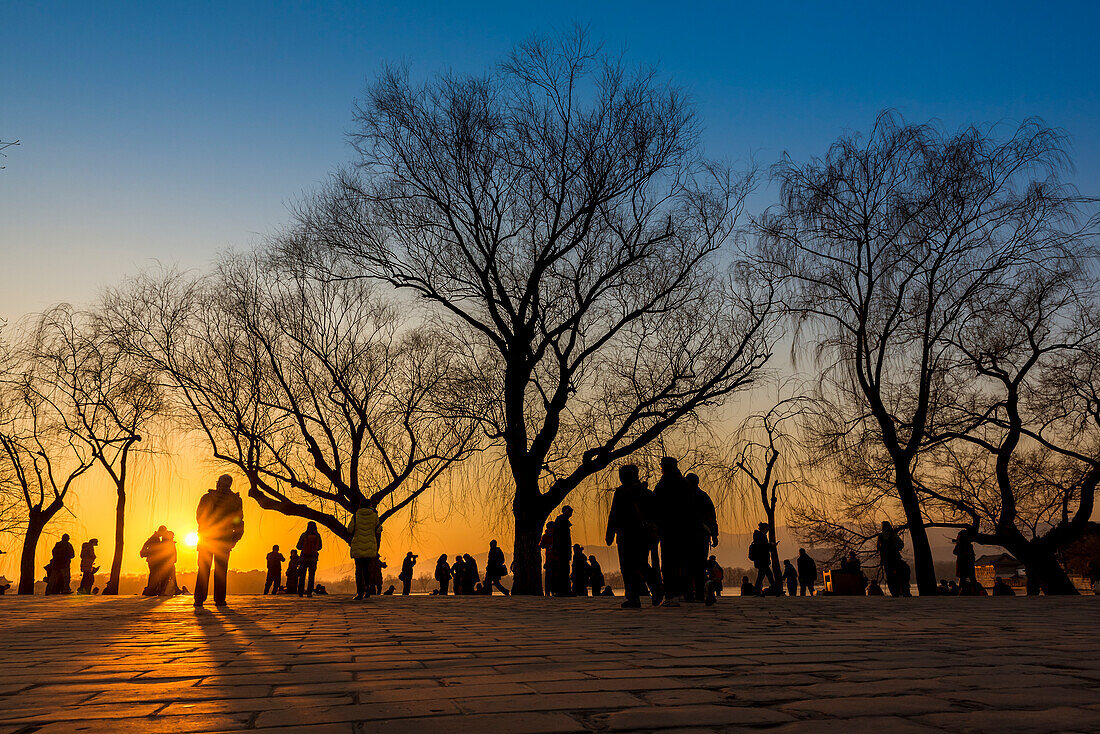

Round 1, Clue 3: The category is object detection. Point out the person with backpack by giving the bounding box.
[484,540,510,595]
[264,545,285,595]
[606,463,662,608]
[295,521,323,597]
[347,498,382,600]
[194,474,244,607]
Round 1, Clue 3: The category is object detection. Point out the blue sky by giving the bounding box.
[3,1,1098,317]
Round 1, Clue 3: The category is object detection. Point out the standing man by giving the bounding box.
[194,474,244,608]
[684,473,719,603]
[78,538,99,594]
[348,498,381,600]
[285,549,300,595]
[653,457,689,605]
[551,506,574,596]
[296,522,323,597]
[797,547,817,596]
[876,521,905,596]
[750,523,776,593]
[399,552,417,595]
[264,545,285,595]
[606,464,661,608]
[45,534,75,595]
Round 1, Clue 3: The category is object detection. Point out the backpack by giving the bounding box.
[301,533,321,556]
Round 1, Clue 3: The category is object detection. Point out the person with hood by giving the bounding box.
[684,473,719,602]
[194,474,245,607]
[296,521,323,597]
[954,529,977,586]
[398,552,417,595]
[264,545,285,595]
[551,506,574,596]
[570,544,589,596]
[783,559,798,597]
[588,556,605,597]
[285,549,300,595]
[484,541,509,595]
[435,554,452,595]
[78,538,98,594]
[653,457,689,605]
[462,554,479,595]
[797,548,817,596]
[606,463,662,608]
[347,498,382,600]
[45,534,75,594]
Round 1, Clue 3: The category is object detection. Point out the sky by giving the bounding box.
[2,1,1098,578]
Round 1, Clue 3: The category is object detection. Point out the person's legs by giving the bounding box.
[194,545,213,605]
[213,552,229,605]
[354,558,367,598]
[305,561,317,597]
[402,578,411,595]
[618,542,642,605]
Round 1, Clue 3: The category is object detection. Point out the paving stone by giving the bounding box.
[782,694,959,717]
[594,703,795,729]
[917,706,1100,732]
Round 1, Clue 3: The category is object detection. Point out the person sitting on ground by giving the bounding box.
[484,540,510,595]
[383,584,396,595]
[947,580,960,595]
[285,549,300,595]
[295,521,323,597]
[782,559,798,597]
[435,554,452,595]
[588,555,605,597]
[797,548,817,596]
[601,585,614,596]
[347,497,381,600]
[740,575,758,597]
[313,584,328,595]
[959,578,987,596]
[571,543,590,596]
[867,580,885,596]
[992,576,1016,596]
[264,544,285,595]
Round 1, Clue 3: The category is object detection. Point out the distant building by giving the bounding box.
[975,553,1026,589]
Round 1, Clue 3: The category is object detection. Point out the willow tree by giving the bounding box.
[300,31,777,593]
[109,249,481,541]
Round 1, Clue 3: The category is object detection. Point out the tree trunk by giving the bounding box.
[17,511,49,595]
[766,506,783,595]
[103,486,126,595]
[1017,545,1079,595]
[511,485,550,595]
[895,467,938,595]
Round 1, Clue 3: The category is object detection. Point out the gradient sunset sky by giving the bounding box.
[2,1,1098,577]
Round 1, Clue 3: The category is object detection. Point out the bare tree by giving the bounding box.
[757,112,1079,594]
[30,304,162,595]
[108,248,481,542]
[299,31,777,592]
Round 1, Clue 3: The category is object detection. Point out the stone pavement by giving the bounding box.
[1,595,1099,733]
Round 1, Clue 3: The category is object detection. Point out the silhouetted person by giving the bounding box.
[600,585,614,596]
[606,464,662,608]
[348,498,381,600]
[265,545,285,595]
[435,554,451,595]
[371,558,386,595]
[451,554,466,595]
[383,584,395,595]
[797,548,817,596]
[140,526,167,595]
[783,560,798,597]
[739,575,757,597]
[684,473,719,603]
[992,576,1016,596]
[484,540,510,595]
[540,521,556,596]
[954,529,976,585]
[877,521,906,597]
[867,580,885,596]
[399,552,417,595]
[959,578,986,596]
[78,538,98,594]
[749,525,775,593]
[45,534,75,595]
[551,506,574,596]
[296,521,323,597]
[462,554,479,595]
[654,457,690,605]
[588,556,604,597]
[157,530,181,595]
[571,544,589,596]
[705,555,724,605]
[285,549,300,595]
[194,474,244,607]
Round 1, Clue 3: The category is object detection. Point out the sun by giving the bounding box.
[185,532,199,548]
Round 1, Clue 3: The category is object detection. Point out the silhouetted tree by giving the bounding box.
[30,304,162,595]
[300,31,777,593]
[109,248,481,542]
[757,113,1081,594]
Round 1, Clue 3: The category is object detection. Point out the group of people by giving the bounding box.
[432,540,512,596]
[42,534,100,595]
[140,526,185,595]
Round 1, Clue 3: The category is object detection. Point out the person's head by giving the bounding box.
[217,474,233,491]
[562,505,573,518]
[490,540,497,549]
[573,543,582,552]
[306,521,318,533]
[158,525,167,533]
[742,575,750,584]
[956,529,969,541]
[758,522,769,532]
[708,555,716,562]
[785,559,793,567]
[589,555,597,562]
[61,533,69,542]
[464,554,473,561]
[272,544,279,552]
[407,551,414,558]
[881,520,892,531]
[439,554,447,563]
[89,538,98,546]
[799,547,806,556]
[618,463,640,485]
[546,521,554,530]
[685,472,699,487]
[290,549,298,556]
[660,456,678,473]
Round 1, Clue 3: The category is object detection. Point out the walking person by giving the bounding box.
[484,540,510,595]
[749,525,775,593]
[551,507,574,596]
[295,521,323,597]
[954,529,977,586]
[348,498,381,600]
[570,544,589,596]
[462,554,479,595]
[684,473,719,603]
[797,548,817,596]
[194,477,244,607]
[606,463,662,608]
[783,559,798,597]
[45,534,75,595]
[194,474,245,607]
[264,545,285,595]
[435,554,452,595]
[399,552,417,596]
[285,550,300,595]
[78,538,98,594]
[653,457,689,605]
